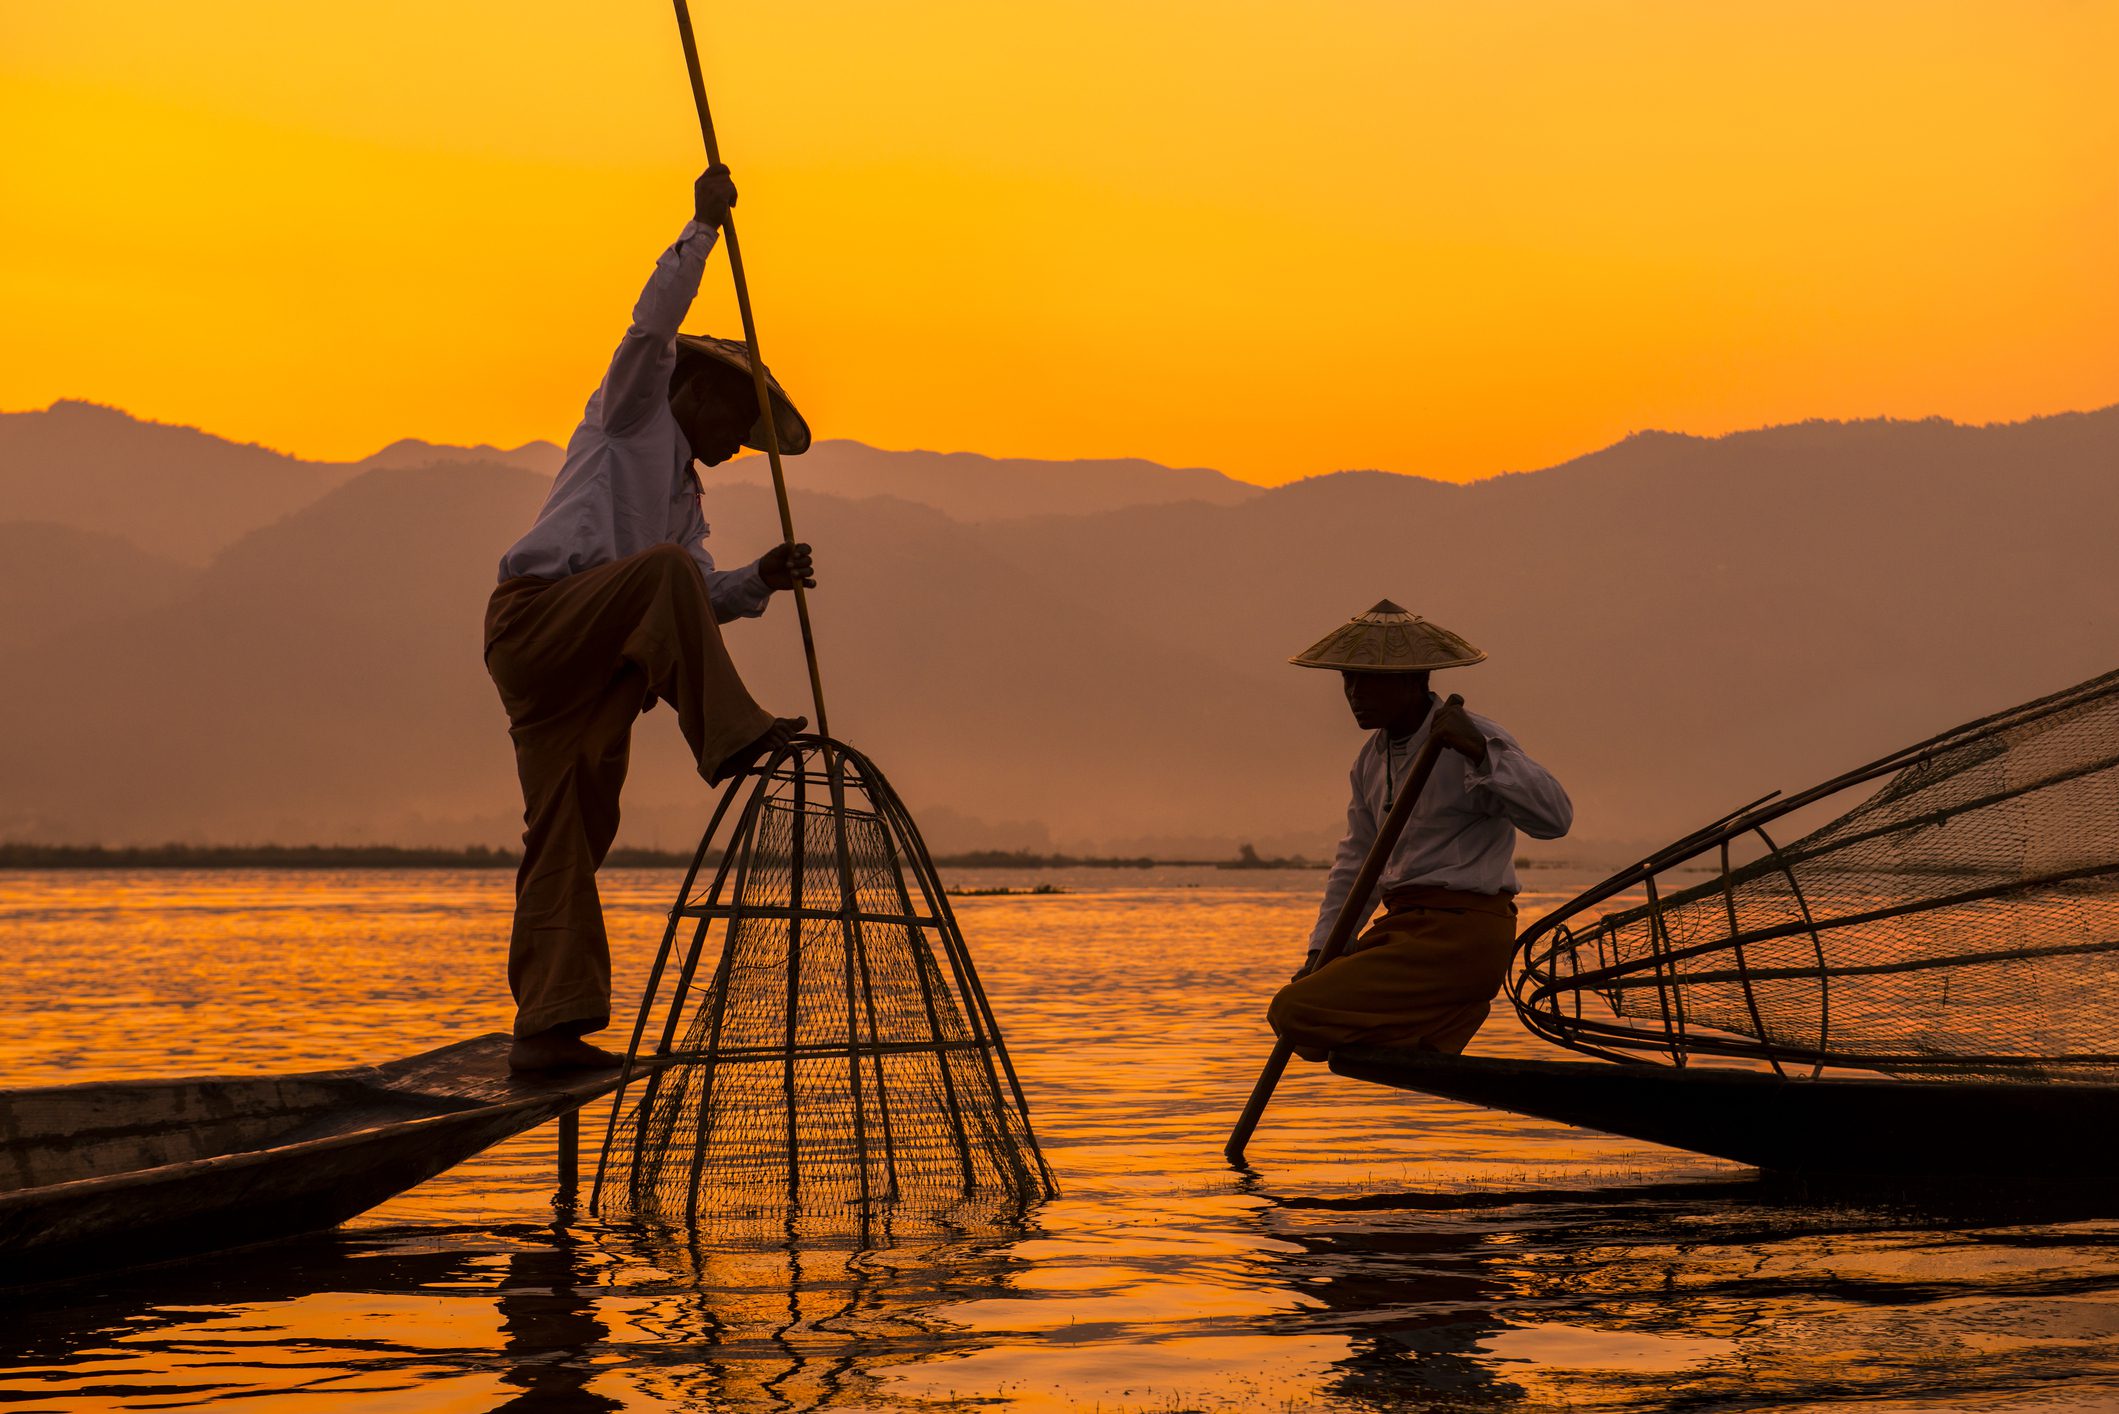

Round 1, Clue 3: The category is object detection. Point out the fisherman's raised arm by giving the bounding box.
[599,167,735,438]
[1438,702,1573,840]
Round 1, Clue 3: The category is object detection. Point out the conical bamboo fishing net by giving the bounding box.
[591,737,1055,1225]
[1514,668,2119,1081]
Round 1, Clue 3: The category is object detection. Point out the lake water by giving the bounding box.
[4,866,2117,1412]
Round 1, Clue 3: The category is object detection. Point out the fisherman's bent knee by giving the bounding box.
[1268,982,1335,1061]
[1267,977,1321,1039]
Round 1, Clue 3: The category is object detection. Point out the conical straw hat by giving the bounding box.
[1289,600,1487,672]
[674,333,813,455]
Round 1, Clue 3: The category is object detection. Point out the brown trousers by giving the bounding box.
[1268,885,1519,1060]
[484,543,774,1038]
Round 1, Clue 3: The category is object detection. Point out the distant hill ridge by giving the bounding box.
[13,398,2111,552]
[360,437,563,477]
[0,400,1269,553]
[1,398,2114,857]
[714,439,1261,520]
[0,400,359,565]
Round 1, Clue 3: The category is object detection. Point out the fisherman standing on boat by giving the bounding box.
[486,166,814,1073]
[1269,603,1573,1059]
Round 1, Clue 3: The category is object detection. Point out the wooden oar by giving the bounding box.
[1223,693,1465,1164]
[671,0,829,737]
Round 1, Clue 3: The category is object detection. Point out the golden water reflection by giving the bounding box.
[4,867,2119,1411]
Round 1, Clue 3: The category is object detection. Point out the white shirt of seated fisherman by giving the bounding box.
[1308,693,1573,953]
[497,220,773,624]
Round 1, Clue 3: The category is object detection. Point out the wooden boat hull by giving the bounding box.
[1329,1048,2119,1179]
[0,1035,639,1281]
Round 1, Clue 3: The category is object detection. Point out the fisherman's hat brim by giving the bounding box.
[673,334,812,455]
[1289,599,1487,672]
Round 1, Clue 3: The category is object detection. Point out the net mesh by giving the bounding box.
[595,739,1053,1225]
[1514,669,2119,1080]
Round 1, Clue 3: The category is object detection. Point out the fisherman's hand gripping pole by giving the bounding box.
[1224,694,1466,1165]
[672,0,829,737]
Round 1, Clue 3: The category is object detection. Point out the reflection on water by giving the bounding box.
[496,1225,619,1413]
[5,867,2119,1411]
[1259,1183,2119,1411]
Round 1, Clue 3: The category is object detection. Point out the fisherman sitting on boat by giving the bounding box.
[486,165,813,1073]
[1269,603,1573,1060]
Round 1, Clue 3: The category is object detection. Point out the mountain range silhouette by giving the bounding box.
[2,398,2113,860]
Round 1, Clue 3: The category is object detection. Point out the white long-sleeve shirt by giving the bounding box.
[1308,694,1573,952]
[497,221,773,623]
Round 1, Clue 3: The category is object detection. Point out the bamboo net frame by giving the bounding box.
[590,736,1056,1226]
[1513,668,2119,1081]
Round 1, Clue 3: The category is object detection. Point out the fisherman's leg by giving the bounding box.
[487,561,647,723]
[615,543,782,780]
[499,667,669,1078]
[509,670,648,1070]
[488,547,787,780]
[506,706,621,1061]
[579,667,645,874]
[1268,940,1411,1061]
[1268,896,1518,1059]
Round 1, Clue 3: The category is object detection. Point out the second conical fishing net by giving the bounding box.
[593,737,1054,1226]
[1514,668,2119,1080]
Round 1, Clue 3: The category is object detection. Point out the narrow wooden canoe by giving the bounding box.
[0,1034,638,1281]
[1329,1047,2119,1179]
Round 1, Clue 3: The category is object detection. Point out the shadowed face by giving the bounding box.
[669,361,759,467]
[1341,670,1433,735]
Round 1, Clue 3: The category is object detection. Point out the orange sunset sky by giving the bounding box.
[4,1,2115,484]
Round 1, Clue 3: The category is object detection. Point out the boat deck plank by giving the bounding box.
[0,1034,668,1281]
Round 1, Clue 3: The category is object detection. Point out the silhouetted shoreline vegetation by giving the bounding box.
[0,843,536,869]
[922,849,1171,869]
[0,843,1591,871]
[0,842,1340,871]
[1219,843,1320,869]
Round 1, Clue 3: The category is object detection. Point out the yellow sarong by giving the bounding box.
[1268,885,1518,1060]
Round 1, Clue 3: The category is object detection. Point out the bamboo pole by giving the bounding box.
[783,753,808,1204]
[826,744,901,1199]
[1224,694,1464,1165]
[556,1109,580,1209]
[671,0,828,737]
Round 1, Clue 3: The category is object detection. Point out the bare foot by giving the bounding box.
[509,1032,622,1073]
[709,715,807,782]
